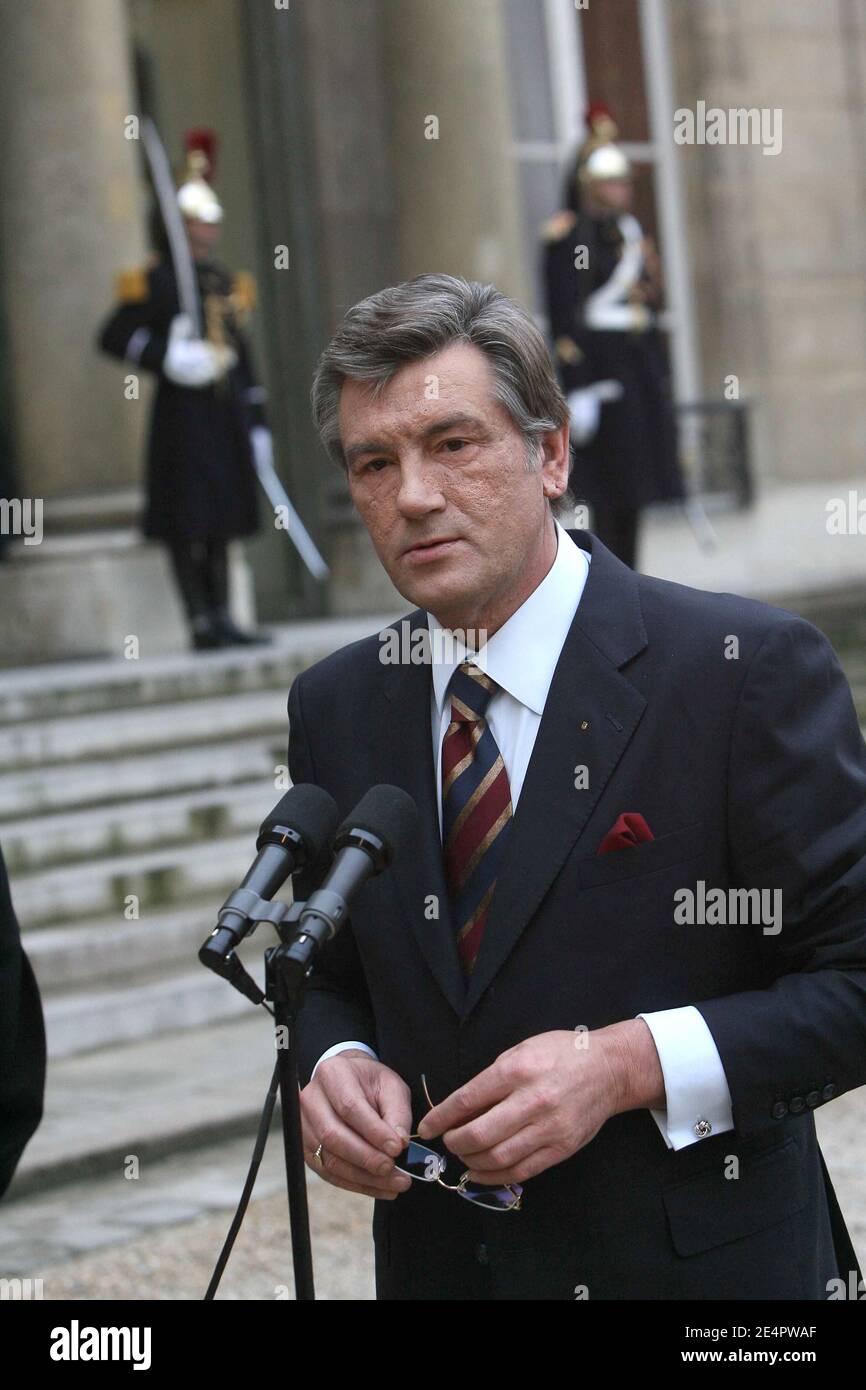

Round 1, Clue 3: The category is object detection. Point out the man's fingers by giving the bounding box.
[318,1065,408,1157]
[307,1143,411,1196]
[374,1069,413,1143]
[442,1094,538,1158]
[451,1119,546,1174]
[417,1062,511,1140]
[464,1141,562,1187]
[304,1089,397,1177]
[306,1158,405,1201]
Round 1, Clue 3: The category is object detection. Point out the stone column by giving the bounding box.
[381,0,527,302]
[0,0,147,498]
[292,0,529,617]
[0,0,188,662]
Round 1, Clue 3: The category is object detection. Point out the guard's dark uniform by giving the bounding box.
[542,207,684,564]
[98,257,262,544]
[0,842,45,1199]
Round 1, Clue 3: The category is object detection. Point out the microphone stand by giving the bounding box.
[200,893,319,1300]
[200,817,399,1300]
[265,904,318,1302]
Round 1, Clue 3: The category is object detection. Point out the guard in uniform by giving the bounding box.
[0,841,45,1199]
[98,130,269,649]
[541,108,684,569]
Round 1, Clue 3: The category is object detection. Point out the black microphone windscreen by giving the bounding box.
[258,784,340,858]
[336,785,419,859]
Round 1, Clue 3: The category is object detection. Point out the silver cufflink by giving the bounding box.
[694,1118,713,1138]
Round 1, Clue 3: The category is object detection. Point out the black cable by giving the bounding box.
[203,1055,280,1300]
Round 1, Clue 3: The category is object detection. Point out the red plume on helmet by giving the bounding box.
[184,128,219,182]
[561,103,623,213]
[583,103,619,141]
[177,129,223,223]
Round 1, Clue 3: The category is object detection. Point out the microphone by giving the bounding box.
[199,785,339,997]
[281,785,418,986]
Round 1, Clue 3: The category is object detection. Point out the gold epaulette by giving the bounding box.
[554,335,583,365]
[540,210,577,243]
[231,270,257,314]
[114,266,149,304]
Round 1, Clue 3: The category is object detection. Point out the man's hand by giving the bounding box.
[416,1021,664,1186]
[301,1051,414,1200]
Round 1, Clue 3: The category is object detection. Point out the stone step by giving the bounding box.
[1,779,276,875]
[0,688,289,773]
[5,1012,275,1198]
[840,660,866,689]
[11,833,255,930]
[0,613,398,725]
[24,900,229,992]
[41,963,266,1060]
[782,585,866,625]
[0,734,281,821]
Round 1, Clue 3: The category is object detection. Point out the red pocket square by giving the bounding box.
[597,812,655,855]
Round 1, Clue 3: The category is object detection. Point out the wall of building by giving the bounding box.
[669,0,866,487]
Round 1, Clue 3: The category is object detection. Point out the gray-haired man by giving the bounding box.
[288,274,865,1299]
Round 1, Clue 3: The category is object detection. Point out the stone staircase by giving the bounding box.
[0,616,398,1068]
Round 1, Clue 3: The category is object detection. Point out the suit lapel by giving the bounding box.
[462,531,649,1017]
[367,613,466,1016]
[365,532,649,1023]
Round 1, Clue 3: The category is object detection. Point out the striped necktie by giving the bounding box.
[441,660,513,976]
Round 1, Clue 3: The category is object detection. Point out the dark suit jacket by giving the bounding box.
[287,529,866,1299]
[0,843,46,1199]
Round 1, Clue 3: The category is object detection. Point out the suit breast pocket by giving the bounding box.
[576,821,706,890]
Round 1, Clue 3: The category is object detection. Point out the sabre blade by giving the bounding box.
[140,117,201,333]
[251,439,330,581]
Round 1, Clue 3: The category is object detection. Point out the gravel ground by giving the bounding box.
[28,1171,374,1302]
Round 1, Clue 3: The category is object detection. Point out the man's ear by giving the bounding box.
[539,421,571,498]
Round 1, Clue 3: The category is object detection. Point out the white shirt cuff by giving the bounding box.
[310,1040,378,1082]
[637,1006,735,1150]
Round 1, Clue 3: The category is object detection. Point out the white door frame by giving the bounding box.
[638,0,702,404]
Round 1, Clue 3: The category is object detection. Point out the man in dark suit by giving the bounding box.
[289,272,866,1300]
[0,843,46,1199]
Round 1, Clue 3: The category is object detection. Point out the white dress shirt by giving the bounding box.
[312,519,734,1150]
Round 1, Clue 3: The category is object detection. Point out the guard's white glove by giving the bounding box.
[162,313,237,387]
[567,380,625,446]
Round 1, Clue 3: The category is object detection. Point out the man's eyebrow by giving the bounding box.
[344,412,488,467]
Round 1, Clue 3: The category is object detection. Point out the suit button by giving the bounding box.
[789,1095,806,1114]
[772,1101,788,1119]
[475,1242,490,1265]
[821,1083,836,1101]
[806,1090,821,1108]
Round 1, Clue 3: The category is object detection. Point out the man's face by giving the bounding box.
[339,341,569,633]
[185,218,221,261]
[588,178,632,214]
